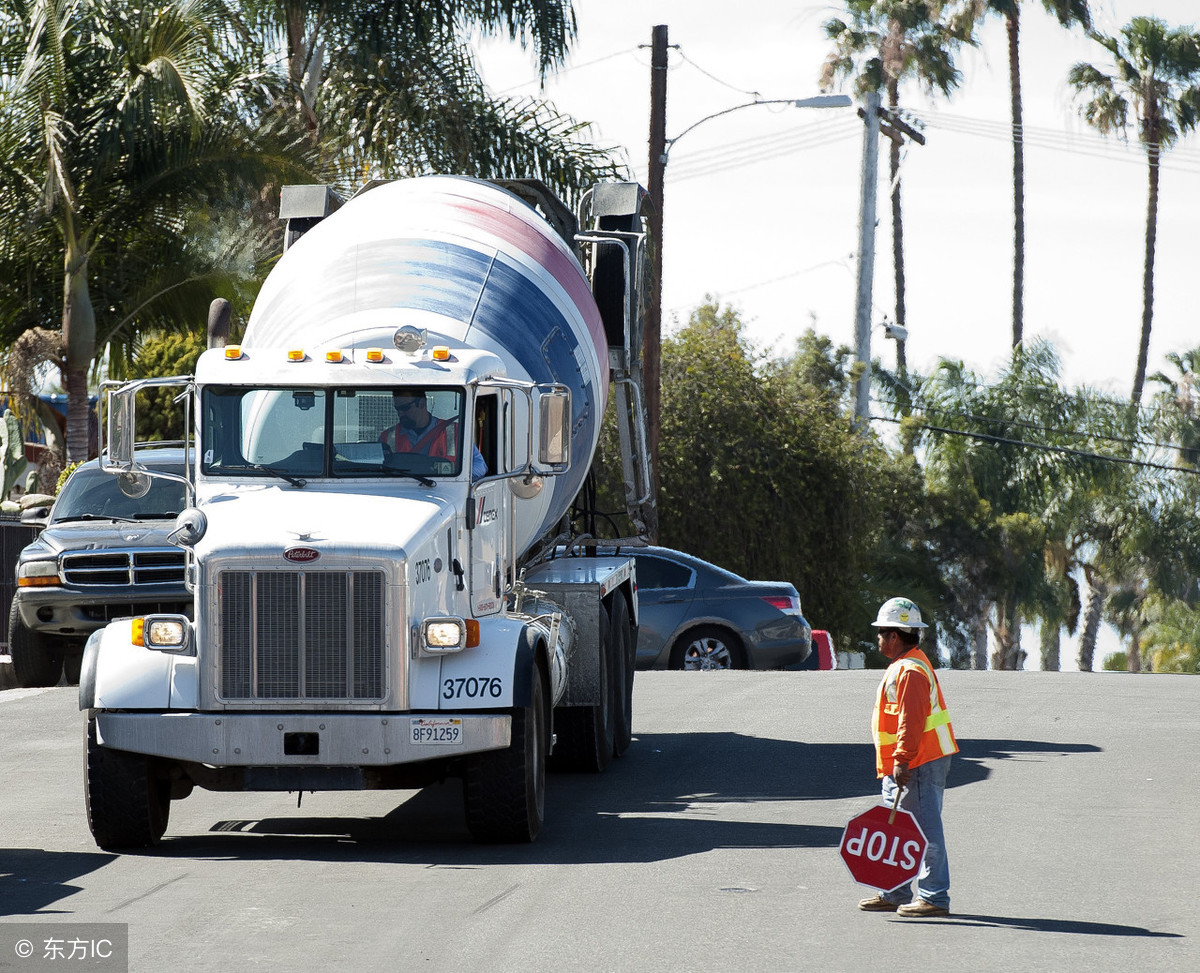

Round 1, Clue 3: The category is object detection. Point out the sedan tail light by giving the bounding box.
[762,595,800,612]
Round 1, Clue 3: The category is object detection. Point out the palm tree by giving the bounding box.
[0,0,316,464]
[1149,347,1200,469]
[821,1,972,372]
[1069,17,1200,406]
[236,0,616,203]
[963,1,1092,351]
[908,342,1119,668]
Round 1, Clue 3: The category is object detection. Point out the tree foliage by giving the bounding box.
[126,329,210,442]
[620,303,908,644]
[235,0,617,205]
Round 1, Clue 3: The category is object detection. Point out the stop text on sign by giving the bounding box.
[843,826,922,871]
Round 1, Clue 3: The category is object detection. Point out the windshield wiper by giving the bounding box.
[216,462,308,488]
[379,468,436,488]
[253,464,307,488]
[55,513,140,524]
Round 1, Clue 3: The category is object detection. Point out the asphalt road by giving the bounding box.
[1,670,1197,973]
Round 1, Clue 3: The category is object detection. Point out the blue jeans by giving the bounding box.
[880,754,952,909]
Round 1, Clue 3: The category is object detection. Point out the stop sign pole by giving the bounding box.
[840,791,928,893]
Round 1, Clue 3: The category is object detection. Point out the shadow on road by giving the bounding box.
[922,914,1182,939]
[0,732,1110,918]
[950,738,1101,789]
[0,849,115,917]
[92,731,1104,867]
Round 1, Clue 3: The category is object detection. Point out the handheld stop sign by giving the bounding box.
[839,790,928,893]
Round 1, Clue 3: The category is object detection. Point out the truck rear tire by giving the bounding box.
[463,660,548,843]
[610,594,634,757]
[547,603,614,773]
[9,600,62,688]
[85,718,170,850]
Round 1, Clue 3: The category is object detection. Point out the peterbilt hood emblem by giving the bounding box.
[284,547,320,563]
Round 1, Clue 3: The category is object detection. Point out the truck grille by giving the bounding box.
[61,549,186,587]
[218,569,385,700]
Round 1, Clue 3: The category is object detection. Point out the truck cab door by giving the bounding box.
[468,391,511,616]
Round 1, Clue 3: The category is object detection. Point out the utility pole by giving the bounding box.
[853,90,881,428]
[644,25,668,537]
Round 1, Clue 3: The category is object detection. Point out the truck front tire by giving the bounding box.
[85,718,170,850]
[463,660,548,843]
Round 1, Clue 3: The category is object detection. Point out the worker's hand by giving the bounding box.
[893,762,911,788]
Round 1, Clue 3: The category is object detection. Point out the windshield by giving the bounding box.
[52,465,186,524]
[200,386,467,479]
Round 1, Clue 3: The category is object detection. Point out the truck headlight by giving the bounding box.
[420,617,480,655]
[17,560,61,587]
[132,615,193,654]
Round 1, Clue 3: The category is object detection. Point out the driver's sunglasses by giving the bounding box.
[394,398,423,412]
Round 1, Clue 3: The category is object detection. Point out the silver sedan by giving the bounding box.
[625,547,812,671]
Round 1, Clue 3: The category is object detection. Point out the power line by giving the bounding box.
[656,116,861,182]
[489,46,640,96]
[880,367,1194,421]
[673,48,763,98]
[870,414,1198,476]
[913,108,1200,174]
[870,393,1188,457]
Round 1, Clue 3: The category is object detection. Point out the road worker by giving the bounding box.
[858,597,958,918]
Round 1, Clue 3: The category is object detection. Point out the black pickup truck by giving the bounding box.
[8,448,190,687]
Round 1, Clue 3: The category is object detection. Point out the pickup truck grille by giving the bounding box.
[61,549,186,587]
[218,569,385,701]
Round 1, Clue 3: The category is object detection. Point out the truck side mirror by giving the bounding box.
[105,385,138,471]
[538,390,570,467]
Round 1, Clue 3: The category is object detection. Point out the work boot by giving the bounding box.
[897,900,950,918]
[858,894,900,912]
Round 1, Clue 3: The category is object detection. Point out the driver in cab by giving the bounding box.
[380,390,487,479]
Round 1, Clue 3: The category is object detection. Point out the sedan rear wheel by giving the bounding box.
[670,626,745,671]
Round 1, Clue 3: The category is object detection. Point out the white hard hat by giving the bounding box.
[871,597,927,631]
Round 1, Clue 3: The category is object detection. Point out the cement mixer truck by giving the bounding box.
[79,176,656,848]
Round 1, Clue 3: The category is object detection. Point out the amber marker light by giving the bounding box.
[131,617,145,646]
[432,346,451,361]
[326,350,344,363]
[287,349,305,362]
[366,348,384,362]
[224,345,243,360]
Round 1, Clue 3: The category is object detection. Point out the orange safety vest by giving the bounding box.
[873,647,958,777]
[379,417,459,461]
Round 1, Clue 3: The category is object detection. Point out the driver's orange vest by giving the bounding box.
[380,417,459,460]
[873,648,957,776]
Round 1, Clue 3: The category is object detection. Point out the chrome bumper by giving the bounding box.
[94,711,510,766]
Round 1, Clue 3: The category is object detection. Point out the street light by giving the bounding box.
[660,94,853,166]
[642,83,852,541]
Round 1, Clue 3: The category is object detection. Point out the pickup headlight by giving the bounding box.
[132,614,193,654]
[17,560,61,587]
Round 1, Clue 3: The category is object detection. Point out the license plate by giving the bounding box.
[410,717,463,745]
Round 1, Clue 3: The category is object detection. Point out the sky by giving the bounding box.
[476,0,1200,408]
